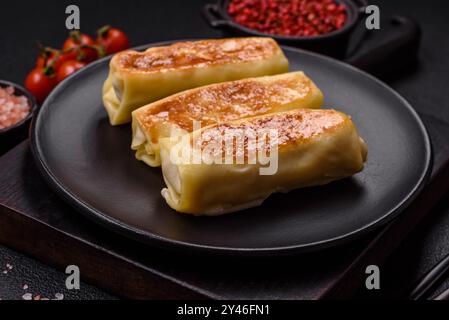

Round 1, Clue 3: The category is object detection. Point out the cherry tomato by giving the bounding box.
[36,50,72,72]
[96,26,130,55]
[63,31,98,63]
[25,68,57,103]
[56,60,86,83]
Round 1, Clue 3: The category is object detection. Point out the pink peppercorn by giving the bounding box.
[228,0,348,37]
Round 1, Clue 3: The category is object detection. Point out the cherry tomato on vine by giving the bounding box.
[56,60,86,83]
[25,68,57,103]
[63,31,98,63]
[96,26,130,55]
[36,50,72,72]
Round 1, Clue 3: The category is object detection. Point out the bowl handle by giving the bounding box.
[202,4,229,28]
[346,16,421,77]
[352,0,368,12]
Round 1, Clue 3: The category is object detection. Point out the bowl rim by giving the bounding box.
[0,79,38,134]
[215,0,365,41]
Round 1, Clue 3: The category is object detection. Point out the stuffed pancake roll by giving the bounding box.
[103,37,289,125]
[131,71,323,167]
[159,109,368,216]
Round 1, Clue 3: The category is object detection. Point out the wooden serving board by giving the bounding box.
[1,111,449,300]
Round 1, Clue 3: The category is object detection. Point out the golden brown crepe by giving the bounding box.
[131,71,324,167]
[159,109,368,216]
[103,37,289,125]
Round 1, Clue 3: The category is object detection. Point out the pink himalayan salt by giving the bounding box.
[0,86,31,130]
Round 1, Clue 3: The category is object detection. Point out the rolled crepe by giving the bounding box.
[159,109,368,216]
[103,37,289,125]
[131,71,323,167]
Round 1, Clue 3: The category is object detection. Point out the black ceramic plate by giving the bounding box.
[31,41,432,256]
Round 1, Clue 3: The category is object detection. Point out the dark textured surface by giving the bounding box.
[1,0,449,300]
[0,246,114,300]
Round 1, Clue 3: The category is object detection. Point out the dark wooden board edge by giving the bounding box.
[0,203,210,300]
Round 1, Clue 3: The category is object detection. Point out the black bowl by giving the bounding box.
[203,0,368,58]
[0,80,37,155]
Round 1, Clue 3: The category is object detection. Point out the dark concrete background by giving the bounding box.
[1,0,449,300]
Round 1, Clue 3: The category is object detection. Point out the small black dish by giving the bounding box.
[203,0,368,58]
[0,80,37,155]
